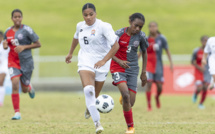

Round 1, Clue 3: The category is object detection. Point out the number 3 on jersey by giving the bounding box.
[83,36,89,45]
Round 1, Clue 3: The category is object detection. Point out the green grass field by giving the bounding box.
[1,0,215,55]
[1,92,215,134]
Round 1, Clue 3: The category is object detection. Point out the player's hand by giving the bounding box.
[199,66,205,73]
[3,40,8,49]
[202,59,207,67]
[140,71,147,87]
[65,54,72,64]
[11,39,19,46]
[14,45,25,53]
[94,60,106,69]
[118,60,130,69]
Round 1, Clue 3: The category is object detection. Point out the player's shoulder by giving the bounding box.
[159,34,167,40]
[98,19,112,27]
[207,37,215,43]
[23,24,34,34]
[76,21,85,28]
[4,26,12,34]
[193,47,200,53]
[115,28,125,36]
[139,31,147,38]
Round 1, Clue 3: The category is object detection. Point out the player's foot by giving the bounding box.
[85,108,91,119]
[147,107,152,111]
[119,95,123,105]
[11,112,21,120]
[95,121,104,134]
[155,96,160,109]
[198,104,205,109]
[125,127,135,134]
[192,93,197,103]
[28,84,35,99]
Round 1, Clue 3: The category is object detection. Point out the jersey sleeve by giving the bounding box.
[102,23,117,46]
[139,32,149,52]
[204,38,211,53]
[3,27,11,40]
[161,35,169,50]
[74,22,81,39]
[191,48,198,63]
[24,26,39,43]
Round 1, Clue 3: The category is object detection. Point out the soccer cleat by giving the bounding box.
[28,84,35,99]
[155,96,160,109]
[95,121,104,134]
[85,108,91,119]
[11,112,21,120]
[119,95,123,105]
[125,127,135,134]
[192,94,197,103]
[198,104,205,109]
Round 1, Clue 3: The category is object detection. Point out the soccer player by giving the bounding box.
[65,3,119,134]
[0,31,9,106]
[191,36,210,109]
[140,21,173,111]
[3,9,41,120]
[110,13,148,134]
[202,37,215,91]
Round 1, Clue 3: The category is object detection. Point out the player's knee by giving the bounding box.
[122,93,130,104]
[84,85,95,97]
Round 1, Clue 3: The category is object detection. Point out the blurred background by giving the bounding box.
[1,0,215,93]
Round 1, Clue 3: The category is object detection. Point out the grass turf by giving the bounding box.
[1,92,215,134]
[1,0,215,55]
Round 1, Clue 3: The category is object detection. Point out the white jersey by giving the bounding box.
[0,41,9,74]
[204,37,215,75]
[74,19,117,72]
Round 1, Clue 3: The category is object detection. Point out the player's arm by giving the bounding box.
[140,50,147,87]
[65,38,79,64]
[165,49,173,72]
[112,56,130,69]
[3,40,8,50]
[14,41,41,53]
[191,59,204,72]
[94,41,119,69]
[202,52,208,67]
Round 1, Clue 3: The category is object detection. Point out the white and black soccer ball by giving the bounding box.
[95,94,114,113]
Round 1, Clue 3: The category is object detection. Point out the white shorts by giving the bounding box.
[208,56,215,75]
[0,59,8,74]
[78,66,108,82]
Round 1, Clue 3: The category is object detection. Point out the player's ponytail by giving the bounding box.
[82,3,96,13]
[11,9,23,18]
[129,13,145,23]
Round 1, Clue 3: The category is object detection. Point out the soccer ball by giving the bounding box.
[95,94,114,113]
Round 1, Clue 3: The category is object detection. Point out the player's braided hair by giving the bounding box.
[11,9,23,17]
[129,13,145,23]
[82,3,96,13]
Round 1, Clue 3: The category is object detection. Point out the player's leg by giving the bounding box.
[117,82,134,132]
[0,73,6,106]
[154,73,164,109]
[193,80,203,103]
[20,71,35,98]
[9,68,22,120]
[155,82,162,109]
[145,72,153,111]
[127,73,138,107]
[198,83,208,109]
[79,70,103,133]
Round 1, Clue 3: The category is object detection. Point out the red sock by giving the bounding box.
[156,90,162,108]
[123,109,134,128]
[146,91,151,108]
[11,94,20,112]
[200,90,207,104]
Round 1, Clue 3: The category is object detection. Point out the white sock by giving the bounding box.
[0,86,5,105]
[84,85,100,126]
